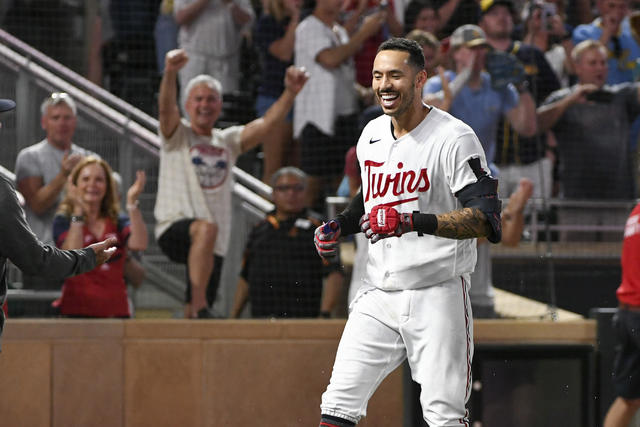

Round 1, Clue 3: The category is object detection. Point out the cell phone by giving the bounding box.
[586,89,615,103]
[541,2,557,31]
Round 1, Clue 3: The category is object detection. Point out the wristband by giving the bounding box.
[319,311,331,318]
[412,213,437,235]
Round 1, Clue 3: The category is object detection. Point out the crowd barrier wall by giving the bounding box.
[0,318,596,427]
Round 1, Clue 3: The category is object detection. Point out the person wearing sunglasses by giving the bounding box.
[230,166,343,319]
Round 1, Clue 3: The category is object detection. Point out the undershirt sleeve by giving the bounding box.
[335,190,364,236]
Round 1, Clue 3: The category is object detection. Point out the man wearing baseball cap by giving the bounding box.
[479,0,514,16]
[0,98,116,348]
[479,0,560,203]
[0,99,14,120]
[424,24,536,320]
[424,24,536,171]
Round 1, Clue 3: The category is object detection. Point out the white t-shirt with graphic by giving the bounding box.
[154,118,243,256]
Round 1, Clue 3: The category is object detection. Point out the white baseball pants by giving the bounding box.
[321,275,473,426]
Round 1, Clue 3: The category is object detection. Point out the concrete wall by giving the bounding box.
[0,319,403,427]
[0,319,596,427]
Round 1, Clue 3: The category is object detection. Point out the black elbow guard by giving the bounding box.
[456,175,502,243]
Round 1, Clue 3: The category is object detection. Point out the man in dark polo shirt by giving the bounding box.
[230,166,343,318]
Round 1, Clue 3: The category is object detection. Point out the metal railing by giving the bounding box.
[0,29,274,316]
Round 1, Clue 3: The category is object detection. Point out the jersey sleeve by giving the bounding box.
[446,130,492,194]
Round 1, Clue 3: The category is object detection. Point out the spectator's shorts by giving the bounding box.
[157,218,224,305]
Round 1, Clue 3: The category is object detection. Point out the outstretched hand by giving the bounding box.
[88,236,118,266]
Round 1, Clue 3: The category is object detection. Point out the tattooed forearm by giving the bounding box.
[434,208,492,240]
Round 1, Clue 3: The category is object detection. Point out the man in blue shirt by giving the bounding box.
[573,0,640,85]
[423,24,536,174]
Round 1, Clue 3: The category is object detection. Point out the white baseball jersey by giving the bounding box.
[357,107,490,290]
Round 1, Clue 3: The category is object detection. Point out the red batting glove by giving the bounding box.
[314,220,341,258]
[365,205,413,243]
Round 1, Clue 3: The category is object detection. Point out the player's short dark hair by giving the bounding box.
[377,38,426,72]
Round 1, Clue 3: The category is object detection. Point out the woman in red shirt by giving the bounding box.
[53,156,147,317]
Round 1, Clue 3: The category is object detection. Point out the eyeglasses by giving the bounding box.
[274,184,305,193]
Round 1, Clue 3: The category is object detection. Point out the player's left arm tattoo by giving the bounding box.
[434,207,492,240]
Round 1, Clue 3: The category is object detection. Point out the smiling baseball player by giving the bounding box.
[314,38,501,427]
